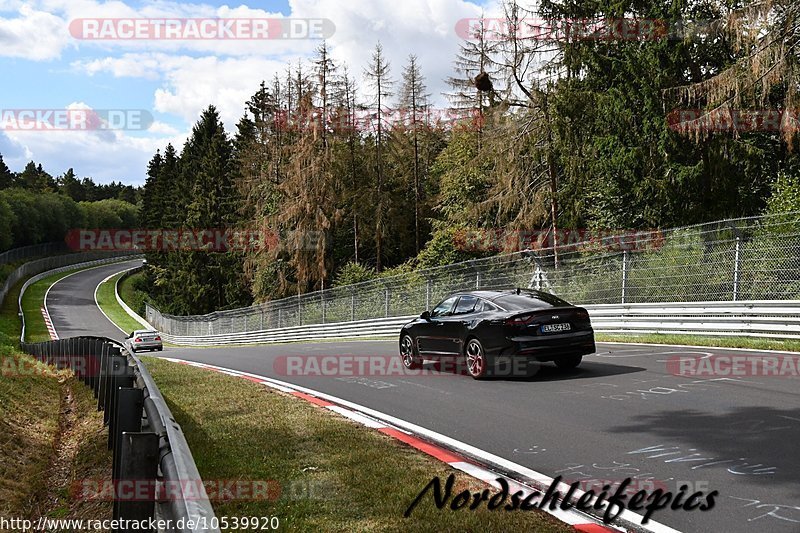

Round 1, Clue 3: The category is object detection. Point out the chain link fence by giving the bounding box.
[0,242,69,265]
[147,212,800,337]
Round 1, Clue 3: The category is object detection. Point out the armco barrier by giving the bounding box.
[19,254,142,342]
[152,301,800,346]
[3,249,141,310]
[19,336,220,533]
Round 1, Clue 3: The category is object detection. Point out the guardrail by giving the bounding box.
[3,250,141,309]
[19,336,220,533]
[146,212,800,338]
[153,301,800,346]
[18,254,142,342]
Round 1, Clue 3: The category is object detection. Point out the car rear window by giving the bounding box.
[494,291,570,310]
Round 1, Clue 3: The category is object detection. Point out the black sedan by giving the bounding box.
[398,289,595,379]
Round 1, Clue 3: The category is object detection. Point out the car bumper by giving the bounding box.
[494,330,595,361]
[131,341,162,351]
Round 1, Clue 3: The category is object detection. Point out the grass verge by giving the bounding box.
[95,271,143,335]
[117,270,149,318]
[595,332,800,352]
[143,356,574,533]
[20,270,86,343]
[0,263,112,521]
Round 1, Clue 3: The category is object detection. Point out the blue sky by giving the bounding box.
[0,0,491,186]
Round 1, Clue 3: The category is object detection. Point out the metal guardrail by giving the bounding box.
[115,267,152,330]
[155,301,800,346]
[3,249,141,309]
[19,336,220,533]
[18,254,143,342]
[147,212,800,338]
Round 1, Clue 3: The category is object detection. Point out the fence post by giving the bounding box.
[321,292,326,324]
[298,295,302,326]
[476,271,481,289]
[260,309,264,331]
[351,293,355,321]
[733,236,741,301]
[621,250,629,304]
[425,279,431,310]
[384,288,390,317]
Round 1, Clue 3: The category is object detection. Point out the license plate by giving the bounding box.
[541,323,571,333]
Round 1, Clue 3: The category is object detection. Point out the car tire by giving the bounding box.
[400,334,422,370]
[158,347,163,352]
[555,355,582,370]
[465,338,491,380]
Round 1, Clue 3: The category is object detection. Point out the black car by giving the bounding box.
[398,289,595,379]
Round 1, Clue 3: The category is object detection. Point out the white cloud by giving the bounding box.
[2,126,184,185]
[0,5,70,60]
[4,0,508,184]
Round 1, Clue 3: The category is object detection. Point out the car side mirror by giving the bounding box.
[420,311,431,321]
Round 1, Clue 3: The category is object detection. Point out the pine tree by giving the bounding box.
[363,43,394,271]
[0,154,13,189]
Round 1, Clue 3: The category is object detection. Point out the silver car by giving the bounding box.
[125,329,163,352]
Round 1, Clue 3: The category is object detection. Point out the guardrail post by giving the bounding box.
[114,432,159,529]
[733,235,741,301]
[98,343,111,409]
[108,366,134,447]
[103,352,126,425]
[112,388,143,483]
[621,250,629,304]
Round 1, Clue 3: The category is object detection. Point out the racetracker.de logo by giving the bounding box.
[65,228,326,252]
[0,109,153,131]
[68,18,335,40]
[667,354,800,378]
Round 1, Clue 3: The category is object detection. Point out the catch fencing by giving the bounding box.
[0,241,69,265]
[19,336,220,533]
[147,212,800,340]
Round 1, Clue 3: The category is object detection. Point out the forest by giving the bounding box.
[139,0,800,315]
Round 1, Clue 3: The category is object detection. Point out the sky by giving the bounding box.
[0,0,498,186]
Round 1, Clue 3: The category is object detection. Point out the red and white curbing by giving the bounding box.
[40,306,58,340]
[161,357,682,533]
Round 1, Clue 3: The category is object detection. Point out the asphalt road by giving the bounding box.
[45,259,143,342]
[46,261,800,533]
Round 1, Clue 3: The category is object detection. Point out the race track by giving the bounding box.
[46,261,800,533]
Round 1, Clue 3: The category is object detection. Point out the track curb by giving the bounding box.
[160,357,682,533]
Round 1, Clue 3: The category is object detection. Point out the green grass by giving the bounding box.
[95,272,144,335]
[0,264,111,521]
[143,357,574,533]
[596,332,800,352]
[21,270,85,343]
[117,270,149,318]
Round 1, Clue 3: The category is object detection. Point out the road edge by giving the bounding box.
[161,357,682,533]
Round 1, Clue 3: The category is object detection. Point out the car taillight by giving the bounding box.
[154,336,161,341]
[134,338,142,343]
[575,310,589,319]
[504,315,535,327]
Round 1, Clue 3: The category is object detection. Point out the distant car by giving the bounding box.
[399,289,595,379]
[125,329,163,352]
